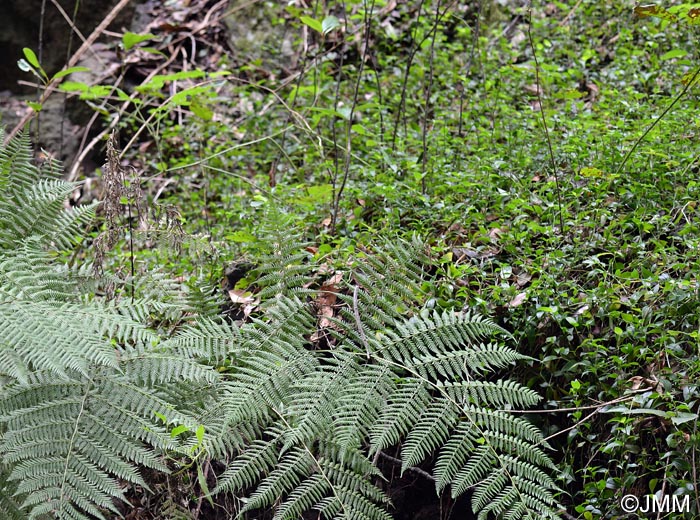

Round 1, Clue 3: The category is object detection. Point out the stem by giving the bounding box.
[614,65,700,176]
[527,9,564,233]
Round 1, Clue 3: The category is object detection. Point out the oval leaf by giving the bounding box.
[22,47,41,69]
[300,15,323,33]
[123,31,156,51]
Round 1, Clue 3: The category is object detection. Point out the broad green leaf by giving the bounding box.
[171,424,190,437]
[122,31,156,51]
[670,412,698,425]
[300,15,323,33]
[197,464,215,506]
[660,49,687,61]
[603,406,666,417]
[322,15,340,35]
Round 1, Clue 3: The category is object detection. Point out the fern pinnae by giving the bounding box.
[214,437,280,494]
[272,472,329,520]
[239,446,315,514]
[332,363,394,452]
[434,421,479,493]
[400,397,459,471]
[438,379,542,409]
[368,378,431,455]
[283,353,356,450]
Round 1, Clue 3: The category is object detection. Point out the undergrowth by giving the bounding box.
[4,0,700,519]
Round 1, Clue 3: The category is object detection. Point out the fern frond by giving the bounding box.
[400,398,460,471]
[369,378,431,455]
[332,364,393,452]
[214,437,281,494]
[0,131,50,193]
[0,372,174,519]
[253,232,315,301]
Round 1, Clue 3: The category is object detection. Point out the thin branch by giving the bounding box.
[527,8,564,233]
[378,451,436,482]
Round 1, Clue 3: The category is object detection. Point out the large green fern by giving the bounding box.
[0,131,219,519]
[171,236,563,520]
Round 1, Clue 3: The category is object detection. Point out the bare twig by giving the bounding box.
[352,285,370,359]
[377,451,436,482]
[527,8,564,233]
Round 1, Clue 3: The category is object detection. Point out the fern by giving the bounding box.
[0,132,221,519]
[194,237,563,520]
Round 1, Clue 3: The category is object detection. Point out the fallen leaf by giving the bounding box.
[317,273,343,328]
[508,292,527,308]
[228,289,256,305]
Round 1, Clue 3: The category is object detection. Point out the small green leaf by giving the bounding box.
[140,47,166,57]
[26,101,42,112]
[51,66,90,81]
[22,48,41,69]
[300,15,323,33]
[322,15,340,35]
[58,80,89,93]
[225,230,257,243]
[170,424,190,438]
[122,31,156,51]
[196,425,205,444]
[197,464,215,506]
[351,123,367,135]
[191,99,213,121]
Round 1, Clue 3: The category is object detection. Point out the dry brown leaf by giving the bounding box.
[488,228,503,241]
[508,292,527,308]
[317,273,343,328]
[228,289,256,305]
